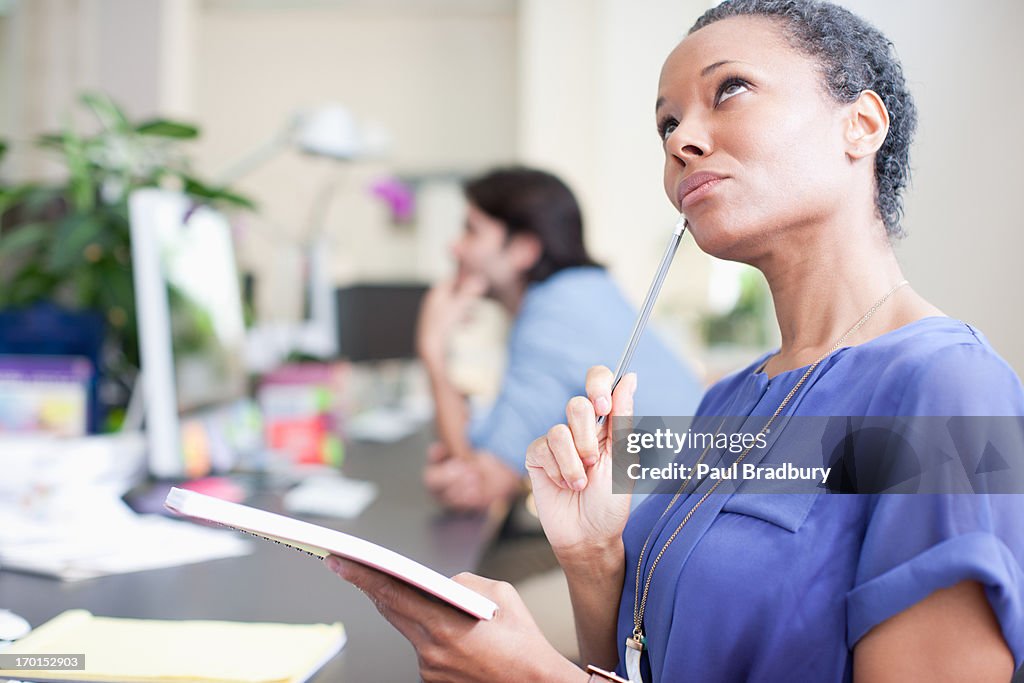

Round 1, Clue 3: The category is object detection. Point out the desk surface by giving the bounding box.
[0,431,503,682]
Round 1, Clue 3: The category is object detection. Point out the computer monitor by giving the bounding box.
[334,284,428,363]
[129,189,248,479]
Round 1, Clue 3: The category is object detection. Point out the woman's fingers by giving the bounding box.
[548,423,590,491]
[525,368,635,493]
[586,365,614,416]
[566,395,599,467]
[526,432,569,490]
[611,372,637,417]
[451,572,520,610]
[324,556,426,645]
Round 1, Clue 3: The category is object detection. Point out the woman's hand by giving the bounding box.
[525,366,636,557]
[324,556,586,683]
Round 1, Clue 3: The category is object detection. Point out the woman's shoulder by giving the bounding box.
[844,316,1024,415]
[697,317,1024,416]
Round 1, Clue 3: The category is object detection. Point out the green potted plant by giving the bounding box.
[0,92,253,430]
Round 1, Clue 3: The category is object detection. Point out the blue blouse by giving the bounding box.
[616,317,1024,682]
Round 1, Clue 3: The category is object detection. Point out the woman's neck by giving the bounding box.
[754,219,938,377]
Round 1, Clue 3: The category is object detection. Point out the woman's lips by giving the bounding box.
[677,172,726,209]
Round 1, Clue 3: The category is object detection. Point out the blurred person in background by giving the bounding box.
[416,166,702,512]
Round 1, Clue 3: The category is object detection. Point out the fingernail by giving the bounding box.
[559,479,569,489]
[595,396,610,413]
[582,455,597,467]
[571,477,587,491]
[324,556,341,572]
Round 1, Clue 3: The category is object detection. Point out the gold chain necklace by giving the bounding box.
[624,279,909,680]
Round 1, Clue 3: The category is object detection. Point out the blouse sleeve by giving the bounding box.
[846,337,1024,667]
[846,494,1024,668]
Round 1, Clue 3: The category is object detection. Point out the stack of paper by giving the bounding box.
[0,610,345,683]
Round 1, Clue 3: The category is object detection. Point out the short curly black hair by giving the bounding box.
[690,0,917,238]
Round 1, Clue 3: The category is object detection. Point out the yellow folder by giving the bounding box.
[0,610,345,683]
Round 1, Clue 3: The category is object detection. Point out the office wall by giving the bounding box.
[0,9,12,149]
[0,0,197,180]
[189,1,519,320]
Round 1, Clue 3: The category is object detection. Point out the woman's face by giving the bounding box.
[658,16,854,261]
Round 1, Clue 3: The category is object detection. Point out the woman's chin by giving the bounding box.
[686,218,744,259]
[685,211,781,264]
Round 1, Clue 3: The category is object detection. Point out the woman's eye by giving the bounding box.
[659,119,678,142]
[716,78,749,105]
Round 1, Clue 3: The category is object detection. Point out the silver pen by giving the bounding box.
[597,215,687,425]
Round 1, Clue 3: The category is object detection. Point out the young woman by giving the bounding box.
[326,1,1024,681]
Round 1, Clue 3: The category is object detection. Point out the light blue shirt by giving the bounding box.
[617,317,1024,682]
[469,266,702,472]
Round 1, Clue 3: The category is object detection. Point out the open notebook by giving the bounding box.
[164,487,498,620]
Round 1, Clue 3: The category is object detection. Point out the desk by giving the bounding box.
[0,430,504,682]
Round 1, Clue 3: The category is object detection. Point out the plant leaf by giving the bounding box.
[95,260,135,314]
[0,223,50,259]
[47,213,103,274]
[135,119,199,139]
[61,123,95,212]
[182,175,257,211]
[35,133,65,151]
[4,265,58,307]
[81,92,131,133]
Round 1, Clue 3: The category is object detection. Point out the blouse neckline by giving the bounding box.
[752,315,953,383]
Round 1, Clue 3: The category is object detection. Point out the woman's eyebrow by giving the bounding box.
[655,59,752,112]
[701,59,742,77]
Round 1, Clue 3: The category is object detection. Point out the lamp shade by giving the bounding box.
[295,104,362,160]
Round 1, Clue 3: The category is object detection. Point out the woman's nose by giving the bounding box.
[667,118,709,165]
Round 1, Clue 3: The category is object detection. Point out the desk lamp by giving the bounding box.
[223,105,390,366]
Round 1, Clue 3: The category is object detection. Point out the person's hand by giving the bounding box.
[324,556,586,683]
[525,366,636,557]
[416,276,487,367]
[423,442,522,512]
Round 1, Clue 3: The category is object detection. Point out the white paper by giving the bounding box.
[0,513,250,581]
[282,476,378,519]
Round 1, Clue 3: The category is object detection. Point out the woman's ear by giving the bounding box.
[845,89,890,160]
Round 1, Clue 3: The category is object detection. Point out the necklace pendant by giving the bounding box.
[625,634,646,683]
